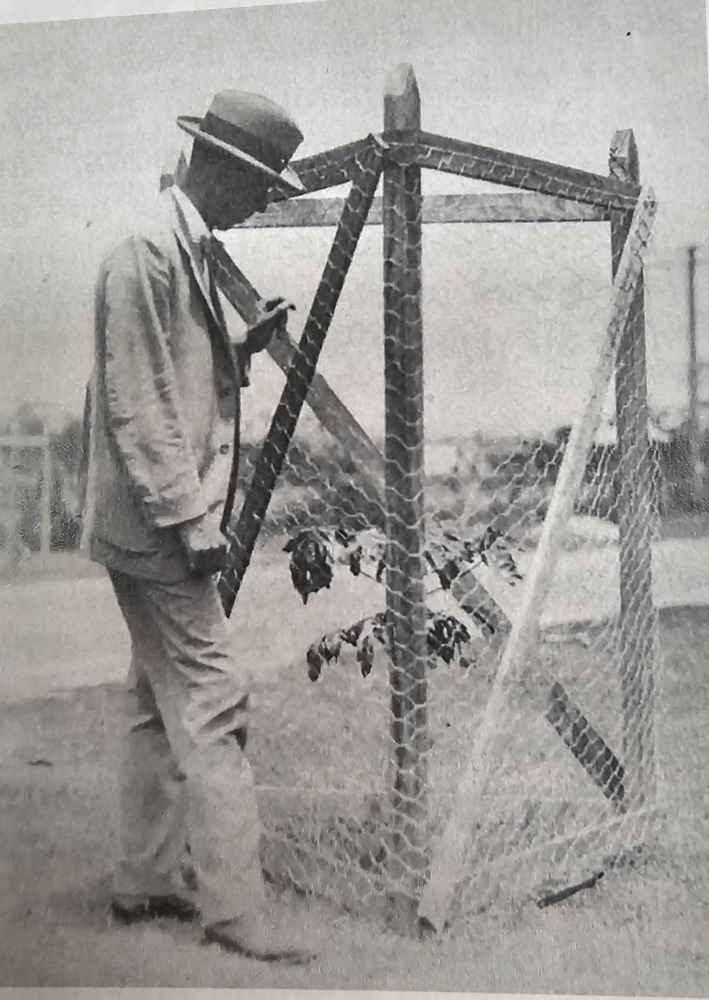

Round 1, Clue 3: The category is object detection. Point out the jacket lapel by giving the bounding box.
[169,193,233,356]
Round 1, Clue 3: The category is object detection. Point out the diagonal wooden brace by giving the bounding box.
[218,143,385,616]
[269,134,386,199]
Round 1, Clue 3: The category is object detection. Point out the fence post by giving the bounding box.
[40,437,52,568]
[686,245,704,502]
[609,130,658,807]
[382,63,429,919]
[6,421,20,574]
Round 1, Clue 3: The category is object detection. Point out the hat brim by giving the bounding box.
[176,115,305,196]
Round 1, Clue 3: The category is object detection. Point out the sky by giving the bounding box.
[1,0,708,444]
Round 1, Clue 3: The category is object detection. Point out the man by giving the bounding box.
[80,90,315,964]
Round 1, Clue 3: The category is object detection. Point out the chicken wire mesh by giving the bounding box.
[204,134,665,933]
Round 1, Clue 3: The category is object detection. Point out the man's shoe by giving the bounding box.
[110,893,199,925]
[203,913,317,965]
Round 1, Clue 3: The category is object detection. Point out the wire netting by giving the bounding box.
[210,149,667,933]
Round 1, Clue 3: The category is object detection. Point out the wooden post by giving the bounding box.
[609,130,658,807]
[687,245,704,502]
[383,64,429,913]
[7,430,19,574]
[40,437,52,568]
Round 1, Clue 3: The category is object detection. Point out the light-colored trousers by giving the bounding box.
[109,569,266,926]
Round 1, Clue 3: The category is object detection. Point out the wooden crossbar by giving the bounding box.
[389,130,641,211]
[238,192,607,229]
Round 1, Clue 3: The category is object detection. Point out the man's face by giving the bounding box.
[208,158,271,230]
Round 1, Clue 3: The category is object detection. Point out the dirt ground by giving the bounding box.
[1,546,708,990]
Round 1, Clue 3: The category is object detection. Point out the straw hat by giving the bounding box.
[177,90,305,196]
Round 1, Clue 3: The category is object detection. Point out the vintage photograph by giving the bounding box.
[1,0,708,989]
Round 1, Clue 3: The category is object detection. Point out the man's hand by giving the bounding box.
[246,296,295,354]
[178,512,227,577]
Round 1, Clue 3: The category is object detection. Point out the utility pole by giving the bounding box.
[687,245,705,505]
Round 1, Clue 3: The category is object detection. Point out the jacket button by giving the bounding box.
[219,443,231,455]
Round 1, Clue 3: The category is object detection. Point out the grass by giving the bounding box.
[0,595,708,989]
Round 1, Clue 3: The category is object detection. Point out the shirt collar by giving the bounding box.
[170,185,211,272]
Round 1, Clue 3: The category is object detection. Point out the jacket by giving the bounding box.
[79,188,248,582]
